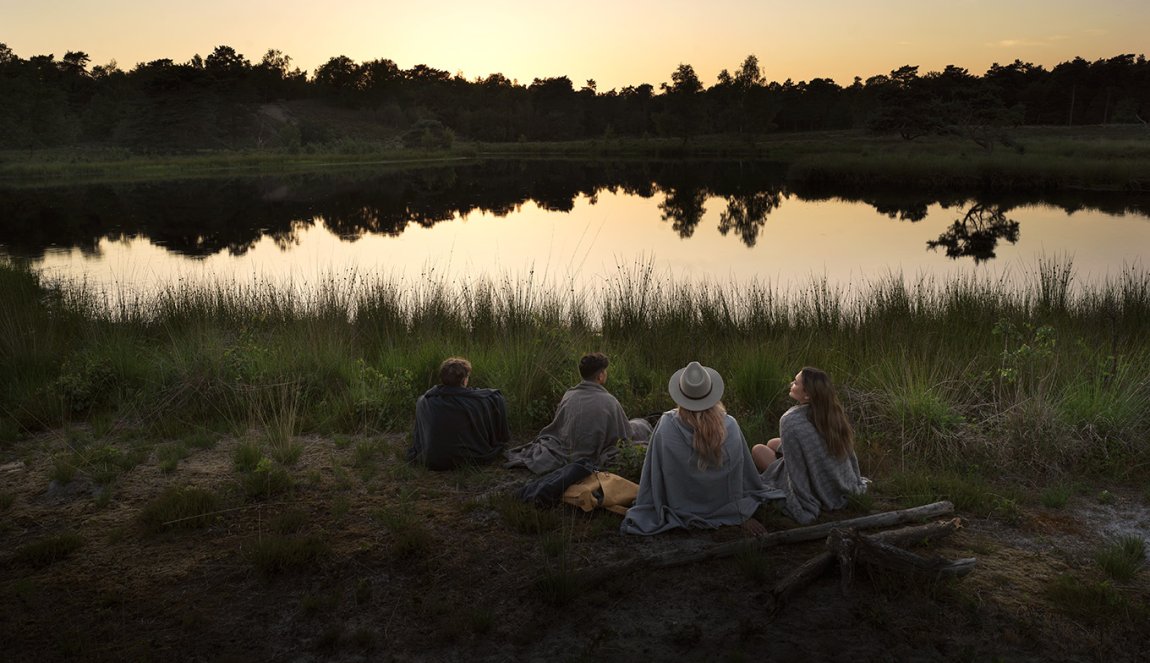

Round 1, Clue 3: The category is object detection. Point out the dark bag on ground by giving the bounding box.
[516,458,597,506]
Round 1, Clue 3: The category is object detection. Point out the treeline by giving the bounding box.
[1,42,1148,151]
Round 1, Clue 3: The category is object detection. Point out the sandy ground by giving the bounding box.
[2,432,1148,662]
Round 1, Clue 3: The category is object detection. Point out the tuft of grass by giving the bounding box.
[14,532,84,568]
[534,563,581,606]
[270,439,303,466]
[1040,483,1072,509]
[247,534,330,577]
[182,430,218,450]
[242,457,295,500]
[0,491,14,512]
[49,454,78,484]
[373,506,434,559]
[609,440,648,484]
[1044,573,1137,625]
[156,442,190,474]
[269,509,308,535]
[734,541,772,583]
[488,492,563,535]
[1095,536,1146,582]
[233,439,263,473]
[139,485,222,534]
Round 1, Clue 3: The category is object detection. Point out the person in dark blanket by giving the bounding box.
[408,357,511,470]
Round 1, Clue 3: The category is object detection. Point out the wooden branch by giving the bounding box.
[574,501,955,587]
[770,518,965,606]
[842,535,977,580]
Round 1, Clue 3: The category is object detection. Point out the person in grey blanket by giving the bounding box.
[752,367,868,524]
[409,357,510,470]
[505,353,647,474]
[621,361,777,536]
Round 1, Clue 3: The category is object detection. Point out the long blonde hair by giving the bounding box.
[800,367,854,459]
[677,402,727,469]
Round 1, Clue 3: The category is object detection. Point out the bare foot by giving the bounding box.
[741,518,767,537]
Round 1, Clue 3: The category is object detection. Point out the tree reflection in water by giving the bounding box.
[927,203,1020,262]
[1,161,1146,264]
[717,190,782,247]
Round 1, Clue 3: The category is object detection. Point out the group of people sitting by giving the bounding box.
[408,353,868,535]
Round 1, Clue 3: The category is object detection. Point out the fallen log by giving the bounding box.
[771,518,968,606]
[830,529,977,582]
[574,500,955,586]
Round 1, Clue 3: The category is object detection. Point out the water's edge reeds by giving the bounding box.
[2,258,1149,485]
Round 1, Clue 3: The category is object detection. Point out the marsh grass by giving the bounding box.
[139,485,223,533]
[1095,536,1146,583]
[248,534,330,578]
[14,532,84,568]
[4,257,1150,482]
[879,469,1022,521]
[1039,483,1073,509]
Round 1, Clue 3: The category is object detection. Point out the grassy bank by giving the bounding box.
[2,258,1148,486]
[3,126,1149,190]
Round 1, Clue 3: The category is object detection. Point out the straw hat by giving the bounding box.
[667,361,724,411]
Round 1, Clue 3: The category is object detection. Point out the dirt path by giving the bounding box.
[2,433,1147,662]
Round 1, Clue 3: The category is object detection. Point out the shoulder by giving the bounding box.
[780,405,811,429]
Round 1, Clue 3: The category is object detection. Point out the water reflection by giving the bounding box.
[1,160,1148,265]
[927,203,1020,263]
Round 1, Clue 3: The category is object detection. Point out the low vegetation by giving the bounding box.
[3,255,1147,487]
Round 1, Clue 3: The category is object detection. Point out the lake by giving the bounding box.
[2,160,1148,304]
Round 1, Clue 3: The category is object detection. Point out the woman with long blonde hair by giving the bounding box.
[621,361,774,535]
[753,367,867,524]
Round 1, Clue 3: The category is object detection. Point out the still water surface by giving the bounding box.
[2,160,1148,301]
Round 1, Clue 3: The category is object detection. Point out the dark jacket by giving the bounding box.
[409,385,511,470]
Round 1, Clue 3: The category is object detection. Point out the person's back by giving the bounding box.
[504,352,634,474]
[621,362,778,535]
[409,357,510,471]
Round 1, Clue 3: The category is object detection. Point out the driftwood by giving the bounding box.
[575,500,955,586]
[771,518,970,607]
[829,528,977,583]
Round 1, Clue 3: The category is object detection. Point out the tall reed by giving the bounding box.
[2,257,1148,479]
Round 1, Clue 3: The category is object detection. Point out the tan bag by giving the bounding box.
[561,471,639,516]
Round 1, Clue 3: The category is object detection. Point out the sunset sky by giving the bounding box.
[5,0,1148,89]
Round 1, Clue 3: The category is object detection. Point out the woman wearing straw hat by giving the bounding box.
[621,361,779,536]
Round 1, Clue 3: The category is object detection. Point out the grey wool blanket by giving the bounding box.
[761,404,868,525]
[621,411,781,535]
[504,380,632,474]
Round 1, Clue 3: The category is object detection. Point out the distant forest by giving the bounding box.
[1,42,1148,152]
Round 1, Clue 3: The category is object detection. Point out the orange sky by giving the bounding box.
[5,1,1148,89]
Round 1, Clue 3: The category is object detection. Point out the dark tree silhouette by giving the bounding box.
[927,203,1020,262]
